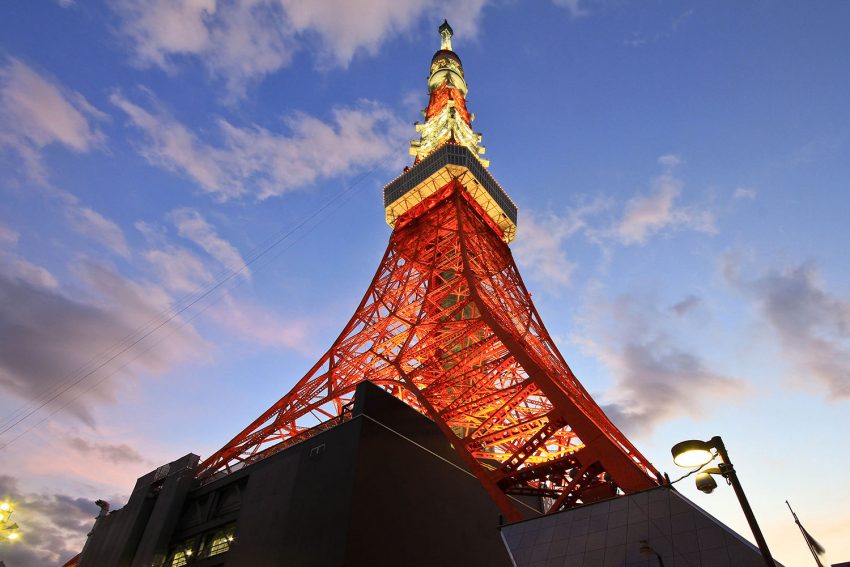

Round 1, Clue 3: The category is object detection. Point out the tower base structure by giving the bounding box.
[77,382,519,567]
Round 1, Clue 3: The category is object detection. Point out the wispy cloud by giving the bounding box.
[0,262,206,427]
[551,0,588,18]
[111,91,406,200]
[142,246,213,293]
[0,57,105,183]
[65,205,131,258]
[0,475,100,567]
[513,200,607,289]
[206,295,311,353]
[169,208,248,278]
[573,288,744,435]
[4,258,60,289]
[0,233,60,289]
[734,186,757,200]
[670,294,701,316]
[135,215,311,353]
[723,255,850,399]
[0,222,19,244]
[624,7,695,47]
[66,435,145,464]
[111,0,491,97]
[112,0,293,99]
[610,154,716,245]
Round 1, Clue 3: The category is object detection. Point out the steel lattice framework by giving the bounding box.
[197,181,661,519]
[196,20,662,521]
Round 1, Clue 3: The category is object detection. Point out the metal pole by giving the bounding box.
[786,501,824,567]
[711,436,776,567]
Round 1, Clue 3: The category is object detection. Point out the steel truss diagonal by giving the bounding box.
[197,180,661,521]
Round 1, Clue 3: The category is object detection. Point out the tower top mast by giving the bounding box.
[410,21,486,166]
[384,20,518,243]
[439,19,454,51]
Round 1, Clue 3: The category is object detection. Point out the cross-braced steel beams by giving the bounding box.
[197,180,661,520]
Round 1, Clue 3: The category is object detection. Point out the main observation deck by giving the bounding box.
[383,144,518,243]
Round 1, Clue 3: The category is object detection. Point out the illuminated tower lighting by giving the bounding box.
[197,21,662,522]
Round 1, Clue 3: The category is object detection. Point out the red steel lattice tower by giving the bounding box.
[197,20,662,521]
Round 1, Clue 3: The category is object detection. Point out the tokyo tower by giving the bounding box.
[197,20,662,521]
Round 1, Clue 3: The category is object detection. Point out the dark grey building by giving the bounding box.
[77,381,516,567]
[500,485,782,566]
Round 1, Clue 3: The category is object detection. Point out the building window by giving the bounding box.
[200,523,237,558]
[169,550,189,567]
[165,535,199,566]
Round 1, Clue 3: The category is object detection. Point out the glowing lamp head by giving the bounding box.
[671,439,714,468]
[0,503,10,511]
[8,532,19,540]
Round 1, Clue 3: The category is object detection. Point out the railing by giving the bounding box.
[383,143,517,225]
[198,403,354,486]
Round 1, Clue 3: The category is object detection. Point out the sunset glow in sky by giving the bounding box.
[1,2,849,565]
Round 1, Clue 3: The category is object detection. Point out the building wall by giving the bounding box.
[500,485,780,567]
[78,381,514,567]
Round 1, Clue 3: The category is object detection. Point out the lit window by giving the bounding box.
[166,537,198,567]
[200,524,237,558]
[169,550,189,567]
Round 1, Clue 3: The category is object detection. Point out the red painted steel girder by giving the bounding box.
[197,180,662,520]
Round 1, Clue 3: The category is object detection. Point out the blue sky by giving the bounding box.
[1,1,849,565]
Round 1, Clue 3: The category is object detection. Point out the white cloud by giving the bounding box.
[206,295,310,353]
[0,227,60,288]
[0,57,105,183]
[513,201,606,288]
[657,153,681,168]
[723,256,850,399]
[66,206,131,258]
[111,0,490,96]
[134,220,169,246]
[143,246,213,293]
[281,0,434,67]
[66,435,145,464]
[573,289,744,435]
[611,154,716,245]
[0,222,20,245]
[734,186,757,200]
[113,0,295,99]
[7,258,60,289]
[169,208,249,278]
[551,0,588,17]
[112,91,407,200]
[0,262,206,426]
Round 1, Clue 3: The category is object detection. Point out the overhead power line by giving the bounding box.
[0,166,380,447]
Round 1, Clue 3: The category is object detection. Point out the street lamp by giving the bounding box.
[671,436,776,567]
[0,501,20,542]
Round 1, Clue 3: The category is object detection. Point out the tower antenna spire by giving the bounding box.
[439,19,453,51]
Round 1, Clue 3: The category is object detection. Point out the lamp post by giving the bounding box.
[671,436,775,567]
[0,501,20,542]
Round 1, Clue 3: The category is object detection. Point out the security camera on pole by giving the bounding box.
[671,436,776,567]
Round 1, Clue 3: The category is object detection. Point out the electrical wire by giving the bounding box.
[0,175,369,448]
[668,452,718,485]
[0,165,381,446]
